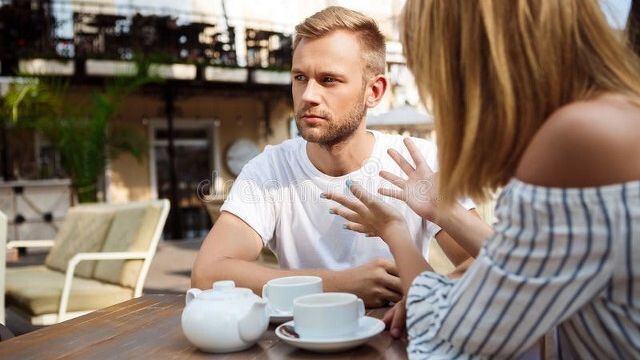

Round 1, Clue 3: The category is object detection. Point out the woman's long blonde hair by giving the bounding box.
[401,0,640,205]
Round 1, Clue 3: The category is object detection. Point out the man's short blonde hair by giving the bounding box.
[294,6,386,79]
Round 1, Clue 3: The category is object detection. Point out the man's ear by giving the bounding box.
[365,75,388,108]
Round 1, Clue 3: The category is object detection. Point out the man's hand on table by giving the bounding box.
[331,258,403,308]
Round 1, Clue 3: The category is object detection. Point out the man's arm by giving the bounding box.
[191,211,403,307]
[433,208,492,264]
[191,212,270,291]
[435,208,494,259]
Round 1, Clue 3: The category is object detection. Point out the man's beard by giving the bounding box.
[295,98,367,148]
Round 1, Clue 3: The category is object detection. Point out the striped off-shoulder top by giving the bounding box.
[406,179,640,359]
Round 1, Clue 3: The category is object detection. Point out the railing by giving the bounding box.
[0,0,293,72]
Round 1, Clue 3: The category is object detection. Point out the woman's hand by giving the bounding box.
[323,181,409,241]
[379,138,441,222]
[324,181,433,296]
[382,298,407,339]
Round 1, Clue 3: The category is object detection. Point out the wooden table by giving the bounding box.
[0,294,408,359]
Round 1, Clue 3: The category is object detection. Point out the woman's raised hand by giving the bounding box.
[379,138,441,222]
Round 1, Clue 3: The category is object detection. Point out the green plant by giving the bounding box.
[3,72,159,203]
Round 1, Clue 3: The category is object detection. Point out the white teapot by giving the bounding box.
[181,280,269,353]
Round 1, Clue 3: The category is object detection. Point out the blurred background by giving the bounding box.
[0,0,435,242]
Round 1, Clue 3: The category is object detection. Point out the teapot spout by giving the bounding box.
[238,298,268,343]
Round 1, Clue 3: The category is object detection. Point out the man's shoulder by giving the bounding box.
[240,137,306,176]
[273,137,307,153]
[251,137,305,162]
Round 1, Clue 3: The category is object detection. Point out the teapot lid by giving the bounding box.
[198,280,254,301]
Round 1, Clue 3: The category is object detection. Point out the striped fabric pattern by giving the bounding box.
[406,179,640,359]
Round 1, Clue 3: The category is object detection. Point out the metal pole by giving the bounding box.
[165,85,183,240]
[0,120,8,181]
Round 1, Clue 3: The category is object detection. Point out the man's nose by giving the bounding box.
[301,80,321,104]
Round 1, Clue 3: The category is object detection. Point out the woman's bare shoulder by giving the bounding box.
[515,94,640,187]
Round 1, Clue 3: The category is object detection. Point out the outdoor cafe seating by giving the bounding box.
[0,198,554,359]
[4,199,169,325]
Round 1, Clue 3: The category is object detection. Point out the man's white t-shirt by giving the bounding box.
[220,130,474,270]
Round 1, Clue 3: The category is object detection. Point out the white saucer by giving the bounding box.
[267,307,293,324]
[275,316,385,353]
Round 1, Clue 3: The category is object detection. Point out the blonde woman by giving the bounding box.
[324,0,640,358]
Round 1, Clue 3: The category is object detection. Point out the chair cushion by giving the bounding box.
[428,238,455,275]
[93,203,163,288]
[5,266,133,316]
[45,206,116,278]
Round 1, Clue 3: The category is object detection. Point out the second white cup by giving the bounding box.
[293,292,365,339]
[262,276,323,314]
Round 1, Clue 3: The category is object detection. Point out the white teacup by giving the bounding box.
[262,276,323,314]
[293,292,365,339]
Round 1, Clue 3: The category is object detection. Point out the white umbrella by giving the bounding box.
[367,105,433,129]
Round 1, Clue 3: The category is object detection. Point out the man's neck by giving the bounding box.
[306,127,375,177]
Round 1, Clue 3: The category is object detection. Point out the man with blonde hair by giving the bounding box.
[192,6,478,331]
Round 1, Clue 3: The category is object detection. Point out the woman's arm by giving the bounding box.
[405,186,619,358]
[324,173,619,358]
[380,138,493,256]
[323,181,432,294]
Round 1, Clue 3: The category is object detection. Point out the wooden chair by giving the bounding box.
[5,199,169,325]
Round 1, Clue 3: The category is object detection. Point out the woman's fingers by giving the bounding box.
[322,189,366,213]
[379,170,406,189]
[346,182,378,207]
[324,186,376,232]
[387,148,416,175]
[343,222,372,234]
[330,206,361,223]
[326,182,399,230]
[403,138,432,173]
[378,187,404,201]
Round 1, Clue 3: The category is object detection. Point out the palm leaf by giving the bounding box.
[2,65,161,202]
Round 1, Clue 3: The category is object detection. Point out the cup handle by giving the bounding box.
[357,298,365,318]
[261,284,269,300]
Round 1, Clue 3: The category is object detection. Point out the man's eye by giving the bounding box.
[323,77,337,83]
[293,75,307,81]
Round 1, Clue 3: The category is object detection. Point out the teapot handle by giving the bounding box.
[186,288,202,306]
